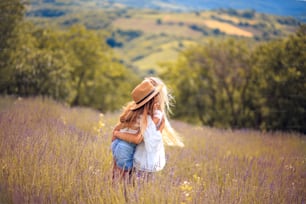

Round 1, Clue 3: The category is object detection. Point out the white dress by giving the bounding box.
[133,115,166,172]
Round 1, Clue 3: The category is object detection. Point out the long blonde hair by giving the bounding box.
[119,94,157,136]
[146,77,184,147]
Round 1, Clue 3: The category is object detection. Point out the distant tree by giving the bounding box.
[0,0,24,53]
[238,22,250,27]
[189,25,209,36]
[178,41,184,48]
[189,24,201,31]
[63,25,135,110]
[225,8,238,16]
[0,0,25,93]
[106,37,123,48]
[251,25,306,133]
[63,25,138,110]
[27,8,66,18]
[162,25,306,133]
[116,29,142,41]
[241,9,255,19]
[156,18,162,25]
[212,29,222,35]
[162,39,253,128]
[4,24,73,100]
[1,18,137,111]
[277,17,299,26]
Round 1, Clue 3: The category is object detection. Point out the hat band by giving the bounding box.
[136,89,155,105]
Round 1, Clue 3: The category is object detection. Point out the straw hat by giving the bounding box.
[130,79,162,110]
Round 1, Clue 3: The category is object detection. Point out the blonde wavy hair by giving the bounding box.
[146,77,184,147]
[119,93,157,136]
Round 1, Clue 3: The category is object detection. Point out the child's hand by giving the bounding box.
[114,130,143,144]
[153,102,160,111]
[112,130,119,141]
[158,117,165,132]
[113,130,119,137]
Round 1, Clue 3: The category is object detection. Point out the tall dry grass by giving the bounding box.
[0,97,305,203]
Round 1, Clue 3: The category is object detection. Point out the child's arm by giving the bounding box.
[153,115,165,131]
[114,130,143,144]
[112,122,143,144]
[152,117,160,127]
[157,117,165,132]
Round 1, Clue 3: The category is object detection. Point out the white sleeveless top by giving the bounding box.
[133,116,166,172]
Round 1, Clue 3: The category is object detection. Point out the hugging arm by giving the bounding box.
[112,122,143,144]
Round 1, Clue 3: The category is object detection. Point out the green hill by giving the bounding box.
[26,2,301,75]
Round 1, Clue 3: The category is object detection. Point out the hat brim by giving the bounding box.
[130,84,163,110]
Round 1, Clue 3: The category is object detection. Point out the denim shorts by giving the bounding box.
[111,139,136,170]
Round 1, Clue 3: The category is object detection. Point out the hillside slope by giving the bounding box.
[108,9,300,74]
[26,2,301,74]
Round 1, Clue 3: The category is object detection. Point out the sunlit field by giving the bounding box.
[0,97,305,203]
[202,20,253,37]
[113,18,203,38]
[134,49,178,73]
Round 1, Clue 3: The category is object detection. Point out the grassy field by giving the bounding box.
[113,18,203,38]
[120,11,254,37]
[0,97,305,203]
